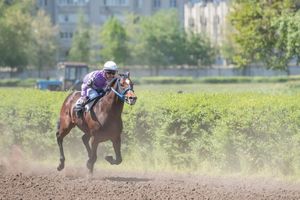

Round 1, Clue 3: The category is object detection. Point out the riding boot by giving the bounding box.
[75,96,88,118]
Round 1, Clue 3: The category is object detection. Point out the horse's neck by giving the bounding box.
[100,87,124,114]
[109,90,124,106]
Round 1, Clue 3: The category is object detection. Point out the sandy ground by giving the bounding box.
[1,146,300,200]
[1,162,300,200]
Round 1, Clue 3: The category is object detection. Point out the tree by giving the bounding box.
[68,13,91,63]
[229,0,299,71]
[140,10,179,66]
[0,0,33,72]
[29,10,58,77]
[274,11,300,72]
[0,0,58,76]
[123,13,141,65]
[126,10,216,75]
[185,32,216,66]
[133,10,185,75]
[99,17,129,65]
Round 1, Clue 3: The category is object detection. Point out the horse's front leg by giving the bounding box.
[105,135,122,165]
[86,136,99,174]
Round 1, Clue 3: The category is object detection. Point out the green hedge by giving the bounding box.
[200,76,290,83]
[0,88,300,177]
[0,78,36,87]
[133,76,300,84]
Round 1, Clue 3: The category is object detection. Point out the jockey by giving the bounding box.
[75,61,118,117]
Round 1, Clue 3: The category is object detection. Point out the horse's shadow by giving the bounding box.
[103,176,152,182]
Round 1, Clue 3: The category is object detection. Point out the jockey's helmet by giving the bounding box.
[103,61,118,72]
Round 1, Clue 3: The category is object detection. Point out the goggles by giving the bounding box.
[105,70,116,75]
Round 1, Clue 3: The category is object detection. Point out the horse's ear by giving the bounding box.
[126,72,130,78]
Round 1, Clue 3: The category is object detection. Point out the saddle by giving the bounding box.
[75,90,106,118]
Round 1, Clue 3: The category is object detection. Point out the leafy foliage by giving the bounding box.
[127,10,216,69]
[0,0,58,72]
[0,0,33,70]
[98,10,216,71]
[68,13,91,63]
[1,88,300,177]
[185,32,216,66]
[229,0,300,70]
[29,10,58,76]
[274,10,300,67]
[99,17,130,65]
[135,10,185,67]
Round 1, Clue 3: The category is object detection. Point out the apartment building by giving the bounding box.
[37,0,188,61]
[184,0,229,46]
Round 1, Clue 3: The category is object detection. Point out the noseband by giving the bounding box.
[110,77,134,102]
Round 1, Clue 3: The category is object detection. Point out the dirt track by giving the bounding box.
[1,164,300,200]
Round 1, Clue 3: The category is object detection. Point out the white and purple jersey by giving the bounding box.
[81,70,107,97]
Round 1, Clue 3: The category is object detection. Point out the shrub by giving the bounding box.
[1,88,300,177]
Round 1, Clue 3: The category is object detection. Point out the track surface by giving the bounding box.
[1,165,300,200]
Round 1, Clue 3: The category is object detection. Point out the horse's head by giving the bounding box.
[109,72,137,105]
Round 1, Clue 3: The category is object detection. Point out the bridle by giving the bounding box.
[109,76,134,102]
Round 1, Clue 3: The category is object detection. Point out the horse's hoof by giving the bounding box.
[105,156,114,164]
[57,163,64,171]
[86,161,93,173]
[86,172,93,180]
[115,159,122,165]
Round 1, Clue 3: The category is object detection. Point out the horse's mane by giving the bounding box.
[106,73,129,88]
[107,77,118,88]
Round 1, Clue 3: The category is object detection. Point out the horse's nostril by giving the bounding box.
[129,96,137,100]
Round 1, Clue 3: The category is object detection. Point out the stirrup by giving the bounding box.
[76,109,83,118]
[74,105,84,118]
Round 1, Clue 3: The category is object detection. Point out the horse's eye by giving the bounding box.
[125,79,130,84]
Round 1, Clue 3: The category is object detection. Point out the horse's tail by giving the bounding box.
[56,118,61,130]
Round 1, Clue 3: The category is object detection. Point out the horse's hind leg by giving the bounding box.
[56,118,74,171]
[82,133,91,159]
[105,135,122,165]
[86,136,99,174]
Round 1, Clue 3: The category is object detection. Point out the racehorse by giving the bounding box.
[56,72,137,174]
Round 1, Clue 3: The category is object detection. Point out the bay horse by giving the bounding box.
[56,72,137,174]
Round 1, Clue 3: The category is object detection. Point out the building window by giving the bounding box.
[64,15,69,22]
[44,0,47,6]
[188,18,194,27]
[152,0,161,8]
[169,0,177,7]
[134,0,142,8]
[214,15,220,25]
[60,32,73,39]
[200,16,206,26]
[58,0,89,5]
[104,0,128,6]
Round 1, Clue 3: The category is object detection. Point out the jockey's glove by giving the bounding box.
[96,88,105,94]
